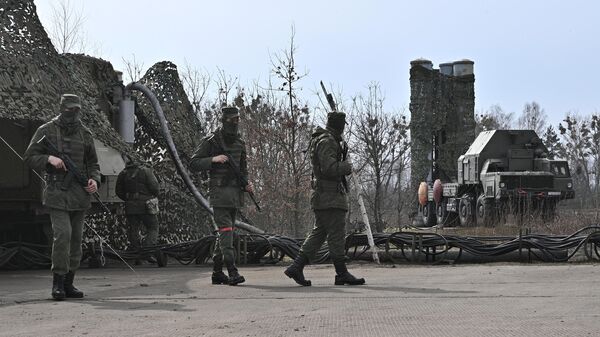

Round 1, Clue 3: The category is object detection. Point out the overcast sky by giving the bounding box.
[34,0,599,126]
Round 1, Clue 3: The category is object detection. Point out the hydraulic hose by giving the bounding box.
[125,82,264,234]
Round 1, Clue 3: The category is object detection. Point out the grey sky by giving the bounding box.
[34,0,599,126]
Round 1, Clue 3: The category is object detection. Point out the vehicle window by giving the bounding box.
[551,163,569,177]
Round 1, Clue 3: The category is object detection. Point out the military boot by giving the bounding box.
[227,265,245,286]
[64,271,84,298]
[333,261,365,286]
[211,259,229,285]
[284,253,311,286]
[212,271,229,285]
[52,273,66,300]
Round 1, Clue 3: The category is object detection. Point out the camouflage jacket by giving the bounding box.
[310,127,352,210]
[115,164,160,214]
[190,128,247,208]
[23,117,101,211]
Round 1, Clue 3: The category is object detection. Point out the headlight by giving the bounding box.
[567,182,572,189]
[499,182,505,188]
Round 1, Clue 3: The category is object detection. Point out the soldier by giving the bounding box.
[190,106,251,286]
[115,155,160,264]
[285,112,365,286]
[24,94,101,300]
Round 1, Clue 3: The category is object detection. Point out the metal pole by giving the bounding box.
[350,167,380,264]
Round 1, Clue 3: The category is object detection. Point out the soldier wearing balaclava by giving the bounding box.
[24,94,101,300]
[190,106,253,285]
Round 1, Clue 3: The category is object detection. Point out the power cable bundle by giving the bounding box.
[2,226,599,270]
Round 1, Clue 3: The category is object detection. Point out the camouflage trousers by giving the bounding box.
[212,207,238,271]
[300,208,347,264]
[126,214,159,250]
[49,208,86,275]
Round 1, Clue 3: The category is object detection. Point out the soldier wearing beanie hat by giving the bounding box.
[284,111,365,286]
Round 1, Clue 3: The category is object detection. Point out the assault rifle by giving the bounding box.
[37,135,110,213]
[211,135,262,212]
[320,81,338,111]
[319,81,348,192]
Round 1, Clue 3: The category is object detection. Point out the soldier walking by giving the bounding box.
[190,106,252,286]
[115,156,160,264]
[24,94,101,300]
[285,112,365,286]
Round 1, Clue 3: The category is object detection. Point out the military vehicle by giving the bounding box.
[418,130,575,227]
[0,117,125,244]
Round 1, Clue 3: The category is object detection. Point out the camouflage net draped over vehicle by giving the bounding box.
[0,0,213,248]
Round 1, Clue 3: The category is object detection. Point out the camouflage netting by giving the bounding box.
[0,0,128,152]
[0,0,212,248]
[409,62,476,193]
[131,61,212,244]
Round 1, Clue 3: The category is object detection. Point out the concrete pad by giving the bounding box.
[1,263,599,336]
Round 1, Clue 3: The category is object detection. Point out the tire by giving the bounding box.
[459,194,475,227]
[542,200,557,222]
[476,195,495,226]
[88,255,101,269]
[437,199,459,227]
[422,201,437,227]
[436,201,447,227]
[156,250,168,268]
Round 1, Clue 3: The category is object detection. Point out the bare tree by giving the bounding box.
[589,114,600,207]
[559,114,593,207]
[266,25,312,236]
[349,82,410,232]
[475,104,514,134]
[542,125,566,159]
[48,0,86,54]
[215,67,239,108]
[180,60,212,127]
[122,54,145,84]
[518,101,547,135]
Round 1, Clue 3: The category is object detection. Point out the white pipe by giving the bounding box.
[349,156,380,264]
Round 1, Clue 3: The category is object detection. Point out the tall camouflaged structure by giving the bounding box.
[409,59,476,195]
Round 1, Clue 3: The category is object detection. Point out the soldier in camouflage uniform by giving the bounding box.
[24,94,101,300]
[115,156,160,264]
[285,112,365,286]
[190,106,252,286]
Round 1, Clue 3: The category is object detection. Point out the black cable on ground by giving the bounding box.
[2,225,599,270]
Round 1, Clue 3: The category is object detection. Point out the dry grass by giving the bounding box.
[389,208,600,237]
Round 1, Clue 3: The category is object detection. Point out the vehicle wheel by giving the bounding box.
[459,194,475,227]
[437,199,459,227]
[88,255,101,269]
[476,195,495,226]
[156,250,168,267]
[436,201,447,227]
[542,200,557,222]
[422,201,437,227]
